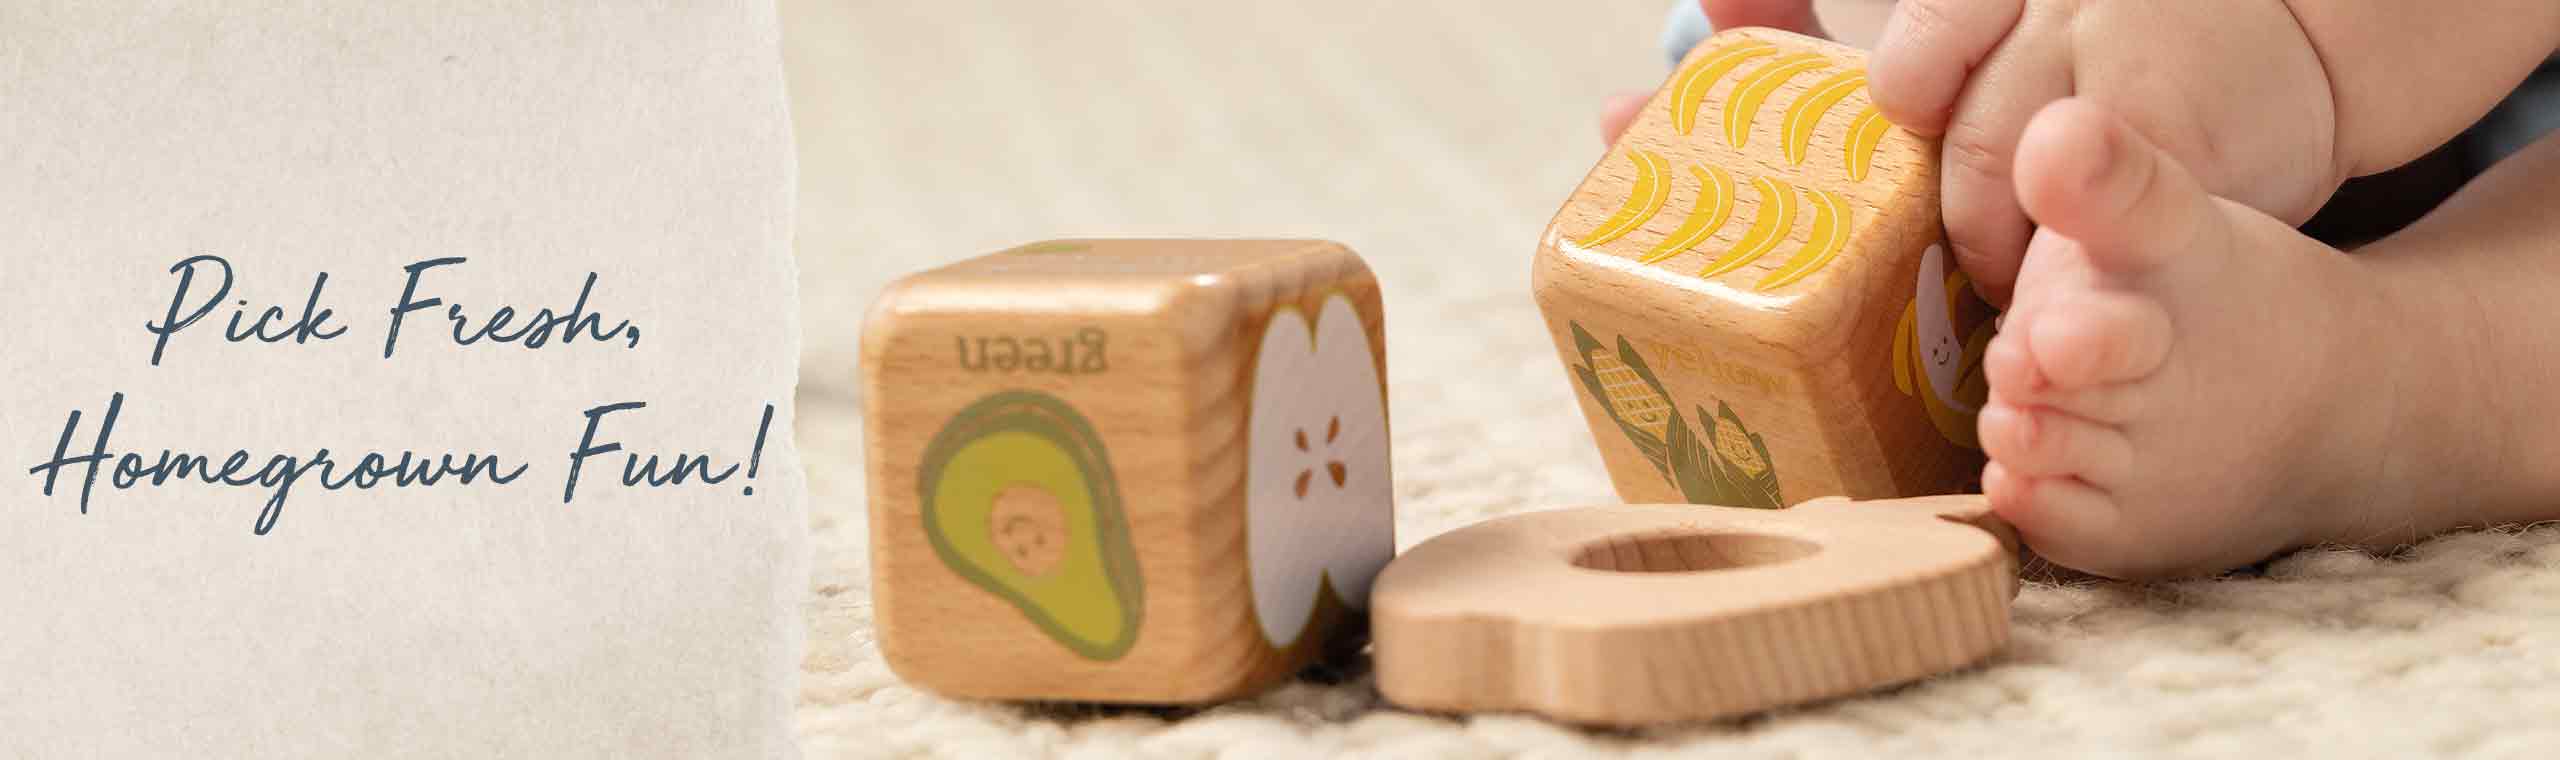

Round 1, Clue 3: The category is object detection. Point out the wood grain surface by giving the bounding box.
[1372,495,2018,726]
[1532,28,1987,505]
[863,239,1388,703]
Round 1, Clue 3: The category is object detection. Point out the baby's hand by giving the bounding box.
[1869,0,2340,304]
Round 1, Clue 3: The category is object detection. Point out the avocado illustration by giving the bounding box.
[918,391,1144,660]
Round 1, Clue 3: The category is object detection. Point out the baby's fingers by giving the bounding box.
[1869,0,2025,135]
[1936,25,2071,305]
[1875,1,2074,305]
[1600,92,1648,143]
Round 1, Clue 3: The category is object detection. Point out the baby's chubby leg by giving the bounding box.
[1866,0,2560,304]
[2320,125,2560,543]
[1867,0,2336,304]
[1982,99,2560,578]
[2285,0,2560,179]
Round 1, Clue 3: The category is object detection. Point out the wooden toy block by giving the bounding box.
[1371,495,2018,726]
[861,239,1394,703]
[1532,29,1996,506]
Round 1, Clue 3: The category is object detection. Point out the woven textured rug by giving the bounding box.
[785,1,2560,755]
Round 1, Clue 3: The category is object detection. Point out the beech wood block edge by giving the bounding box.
[863,239,1395,703]
[1532,28,1998,506]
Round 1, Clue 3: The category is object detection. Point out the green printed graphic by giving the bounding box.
[918,391,1144,660]
[1569,322,1784,509]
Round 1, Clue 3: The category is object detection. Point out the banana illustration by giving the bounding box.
[1782,70,1868,165]
[1576,149,1671,249]
[1669,41,1780,136]
[1699,176,1798,277]
[1640,165,1737,265]
[1723,53,1830,148]
[1754,188,1851,291]
[1892,244,1996,448]
[1601,40,1893,284]
[1845,105,1894,182]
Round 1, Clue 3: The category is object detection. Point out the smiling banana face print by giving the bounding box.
[1895,244,1996,448]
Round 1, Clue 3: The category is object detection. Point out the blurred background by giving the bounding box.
[785,2,1889,394]
[781,0,1891,547]
[786,0,1666,392]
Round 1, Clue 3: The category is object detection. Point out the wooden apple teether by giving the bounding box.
[1371,495,2017,726]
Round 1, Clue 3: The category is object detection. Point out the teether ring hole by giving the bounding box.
[1569,530,1820,573]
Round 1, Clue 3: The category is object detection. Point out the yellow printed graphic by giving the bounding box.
[1782,70,1868,165]
[1711,416,1770,477]
[1575,149,1671,249]
[1723,53,1829,148]
[1669,41,1780,136]
[1754,188,1852,291]
[1586,348,1674,440]
[1893,245,1996,448]
[1845,105,1894,181]
[1639,165,1737,264]
[1698,176,1798,277]
[1568,323,1785,509]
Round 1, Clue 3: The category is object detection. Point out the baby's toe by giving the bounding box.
[1983,464,2163,580]
[1978,402,2132,483]
[1988,382,2149,427]
[1983,327,2048,395]
[2023,290,2172,388]
[2014,98,2226,277]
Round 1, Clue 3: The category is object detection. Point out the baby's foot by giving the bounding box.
[1976,99,2422,579]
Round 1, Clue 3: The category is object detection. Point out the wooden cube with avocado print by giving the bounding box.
[1532,28,1995,506]
[862,239,1394,703]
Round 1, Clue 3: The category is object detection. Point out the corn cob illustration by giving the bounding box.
[1694,401,1783,509]
[1711,408,1770,477]
[1571,322,1674,479]
[1569,321,1784,508]
[1586,347,1675,441]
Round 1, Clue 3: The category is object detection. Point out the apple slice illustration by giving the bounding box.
[1245,294,1394,649]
